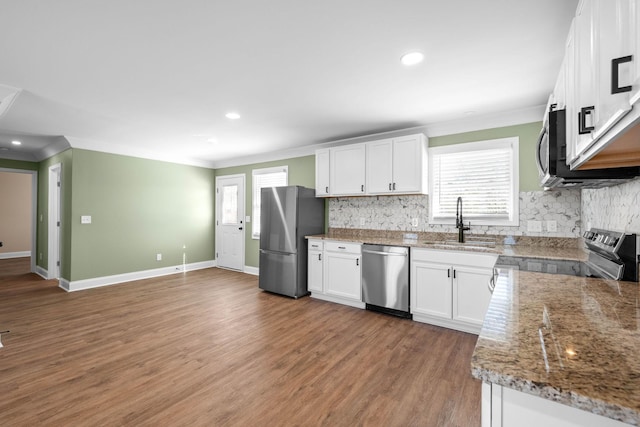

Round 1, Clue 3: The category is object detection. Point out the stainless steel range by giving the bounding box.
[495,228,639,282]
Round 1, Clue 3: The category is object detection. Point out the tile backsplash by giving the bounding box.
[581,177,640,233]
[329,190,582,238]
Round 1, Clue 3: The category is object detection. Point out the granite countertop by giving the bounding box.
[471,270,640,425]
[306,229,588,262]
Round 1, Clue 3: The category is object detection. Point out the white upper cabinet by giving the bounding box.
[592,0,634,140]
[366,134,428,195]
[330,143,366,196]
[365,138,394,194]
[316,133,428,197]
[566,0,640,169]
[315,148,330,197]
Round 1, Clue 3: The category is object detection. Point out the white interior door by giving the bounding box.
[215,174,245,271]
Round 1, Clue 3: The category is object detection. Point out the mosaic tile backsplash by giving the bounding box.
[582,177,640,233]
[329,190,582,238]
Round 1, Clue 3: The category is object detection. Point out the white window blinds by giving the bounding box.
[429,138,519,226]
[252,166,288,238]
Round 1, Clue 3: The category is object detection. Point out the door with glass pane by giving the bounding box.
[215,174,245,271]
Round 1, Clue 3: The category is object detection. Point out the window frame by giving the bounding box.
[428,137,519,227]
[252,166,289,239]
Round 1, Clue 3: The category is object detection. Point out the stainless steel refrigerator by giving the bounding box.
[258,186,325,298]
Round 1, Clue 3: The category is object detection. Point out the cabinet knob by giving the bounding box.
[612,55,633,94]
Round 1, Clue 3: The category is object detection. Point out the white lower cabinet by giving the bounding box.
[483,382,631,427]
[411,248,496,334]
[308,240,364,309]
[307,239,324,293]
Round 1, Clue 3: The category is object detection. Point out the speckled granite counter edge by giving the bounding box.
[471,365,639,425]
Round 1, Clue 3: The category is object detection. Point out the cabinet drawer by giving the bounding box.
[308,239,324,250]
[324,240,361,254]
[412,247,497,268]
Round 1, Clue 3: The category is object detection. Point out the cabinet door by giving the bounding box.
[565,19,578,162]
[632,0,640,105]
[392,135,424,193]
[452,265,493,326]
[593,0,633,140]
[365,138,393,194]
[308,249,324,293]
[574,0,597,157]
[324,252,361,300]
[330,144,366,195]
[411,260,452,319]
[315,149,331,197]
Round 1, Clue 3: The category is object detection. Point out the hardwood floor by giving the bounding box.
[0,258,481,426]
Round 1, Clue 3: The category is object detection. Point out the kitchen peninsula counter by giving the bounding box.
[471,269,640,426]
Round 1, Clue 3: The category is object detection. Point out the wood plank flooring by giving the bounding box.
[0,258,481,426]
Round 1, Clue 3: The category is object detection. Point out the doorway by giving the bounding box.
[215,174,245,271]
[0,168,37,273]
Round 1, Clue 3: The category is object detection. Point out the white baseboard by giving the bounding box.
[35,266,49,280]
[244,265,259,276]
[0,251,31,259]
[60,260,216,292]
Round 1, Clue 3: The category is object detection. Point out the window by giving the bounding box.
[252,166,288,239]
[429,137,519,226]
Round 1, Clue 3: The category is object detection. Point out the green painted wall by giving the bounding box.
[429,121,542,191]
[0,159,39,171]
[215,155,319,268]
[37,150,73,279]
[68,149,215,281]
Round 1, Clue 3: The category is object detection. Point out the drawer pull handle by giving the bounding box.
[338,246,346,249]
[612,55,633,94]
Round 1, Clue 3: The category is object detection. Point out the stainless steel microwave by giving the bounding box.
[536,108,640,189]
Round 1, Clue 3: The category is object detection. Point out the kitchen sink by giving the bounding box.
[422,238,498,251]
[442,240,496,246]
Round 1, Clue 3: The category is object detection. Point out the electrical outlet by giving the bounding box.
[527,221,542,232]
[411,218,419,227]
[546,220,557,232]
[81,215,92,224]
[156,253,162,261]
[359,218,365,226]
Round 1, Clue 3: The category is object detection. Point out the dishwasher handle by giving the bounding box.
[362,249,408,256]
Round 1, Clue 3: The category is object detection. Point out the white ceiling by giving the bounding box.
[0,0,578,168]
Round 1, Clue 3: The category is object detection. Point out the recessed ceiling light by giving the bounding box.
[400,52,424,66]
[11,140,22,146]
[225,112,241,120]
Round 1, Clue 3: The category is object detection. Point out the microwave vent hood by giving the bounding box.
[540,109,640,189]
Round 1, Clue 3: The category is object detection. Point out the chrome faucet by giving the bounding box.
[456,197,470,243]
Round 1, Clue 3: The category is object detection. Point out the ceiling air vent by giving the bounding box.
[0,84,22,119]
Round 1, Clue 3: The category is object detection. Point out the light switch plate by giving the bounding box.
[411,218,419,227]
[81,215,92,224]
[245,216,251,223]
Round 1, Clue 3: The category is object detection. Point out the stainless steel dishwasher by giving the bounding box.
[361,244,411,318]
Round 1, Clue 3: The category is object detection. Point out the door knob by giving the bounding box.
[238,227,243,230]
